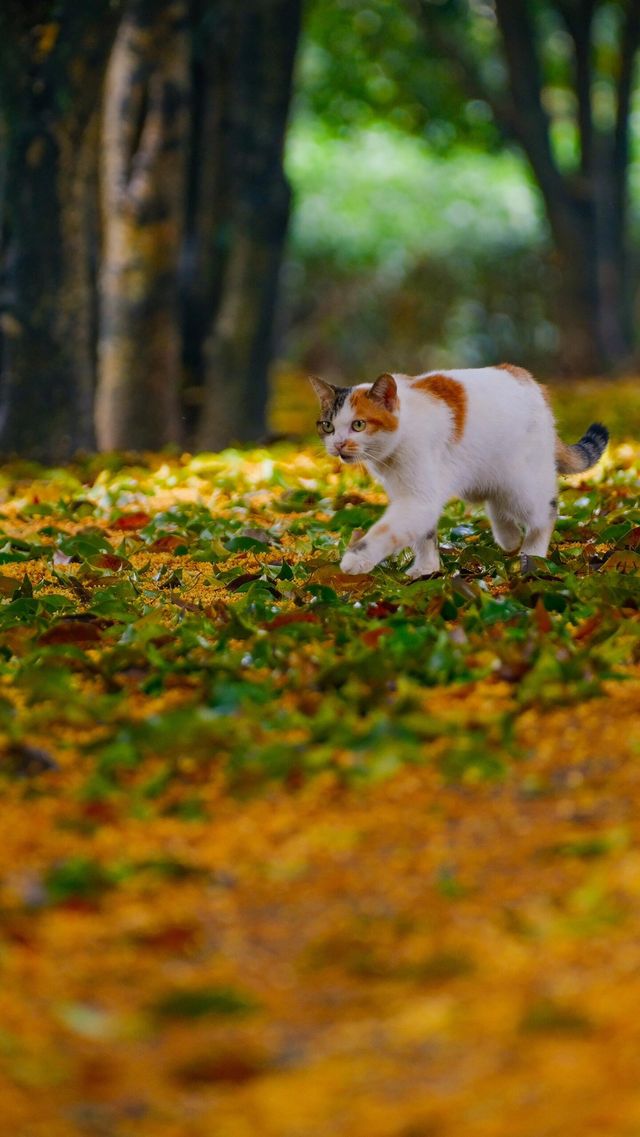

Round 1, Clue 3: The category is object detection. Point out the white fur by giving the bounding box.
[320,368,559,576]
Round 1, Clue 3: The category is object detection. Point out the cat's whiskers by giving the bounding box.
[360,447,428,500]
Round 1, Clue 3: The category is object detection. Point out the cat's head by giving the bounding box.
[309,373,399,463]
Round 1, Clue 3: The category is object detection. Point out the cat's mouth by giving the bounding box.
[338,452,358,463]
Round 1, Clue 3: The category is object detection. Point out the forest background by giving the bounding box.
[1,0,640,463]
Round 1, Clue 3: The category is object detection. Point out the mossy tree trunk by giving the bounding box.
[0,5,119,461]
[95,0,190,451]
[189,0,302,451]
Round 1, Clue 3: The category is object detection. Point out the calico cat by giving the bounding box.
[310,366,608,576]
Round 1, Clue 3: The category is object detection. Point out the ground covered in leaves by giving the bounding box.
[1,379,640,1137]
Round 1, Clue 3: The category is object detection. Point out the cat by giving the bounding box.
[309,366,608,576]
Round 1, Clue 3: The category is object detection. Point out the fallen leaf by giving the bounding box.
[39,619,104,646]
[602,550,640,574]
[4,742,59,776]
[113,511,151,530]
[264,612,321,629]
[534,598,553,634]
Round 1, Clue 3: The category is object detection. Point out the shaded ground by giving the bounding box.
[0,379,639,1136]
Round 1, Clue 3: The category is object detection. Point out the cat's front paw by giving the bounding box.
[340,548,376,575]
[405,559,441,580]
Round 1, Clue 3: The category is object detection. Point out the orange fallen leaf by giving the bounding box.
[361,627,393,647]
[113,511,151,530]
[534,598,552,634]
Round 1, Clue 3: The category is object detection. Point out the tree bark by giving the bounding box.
[194,0,302,451]
[96,0,190,451]
[0,7,118,461]
[180,0,233,442]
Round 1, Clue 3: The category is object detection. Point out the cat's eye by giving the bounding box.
[351,419,366,432]
[317,420,334,435]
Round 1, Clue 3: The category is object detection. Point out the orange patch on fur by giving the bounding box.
[499,363,550,411]
[497,363,533,383]
[411,374,467,441]
[555,439,582,473]
[350,390,399,433]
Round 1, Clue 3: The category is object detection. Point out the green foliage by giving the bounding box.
[285,119,555,375]
[0,431,636,803]
[151,986,259,1020]
[44,856,120,903]
[300,0,640,174]
[285,0,640,377]
[520,998,594,1035]
[287,122,542,270]
[299,0,501,147]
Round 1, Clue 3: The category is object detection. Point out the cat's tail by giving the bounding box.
[556,423,609,474]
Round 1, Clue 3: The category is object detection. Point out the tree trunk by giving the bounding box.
[180,0,233,442]
[0,8,118,461]
[422,0,638,375]
[96,0,190,451]
[194,0,302,451]
[546,202,604,374]
[493,0,637,375]
[58,111,103,445]
[543,143,635,376]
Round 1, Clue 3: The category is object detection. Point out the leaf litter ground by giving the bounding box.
[1,379,640,1136]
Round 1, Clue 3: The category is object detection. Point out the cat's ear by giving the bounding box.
[368,373,398,410]
[308,376,336,408]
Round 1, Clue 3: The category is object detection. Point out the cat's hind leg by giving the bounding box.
[520,494,558,570]
[406,528,441,578]
[497,475,558,570]
[485,500,522,554]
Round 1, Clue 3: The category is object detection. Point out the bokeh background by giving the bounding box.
[284,0,639,379]
[1,0,639,462]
